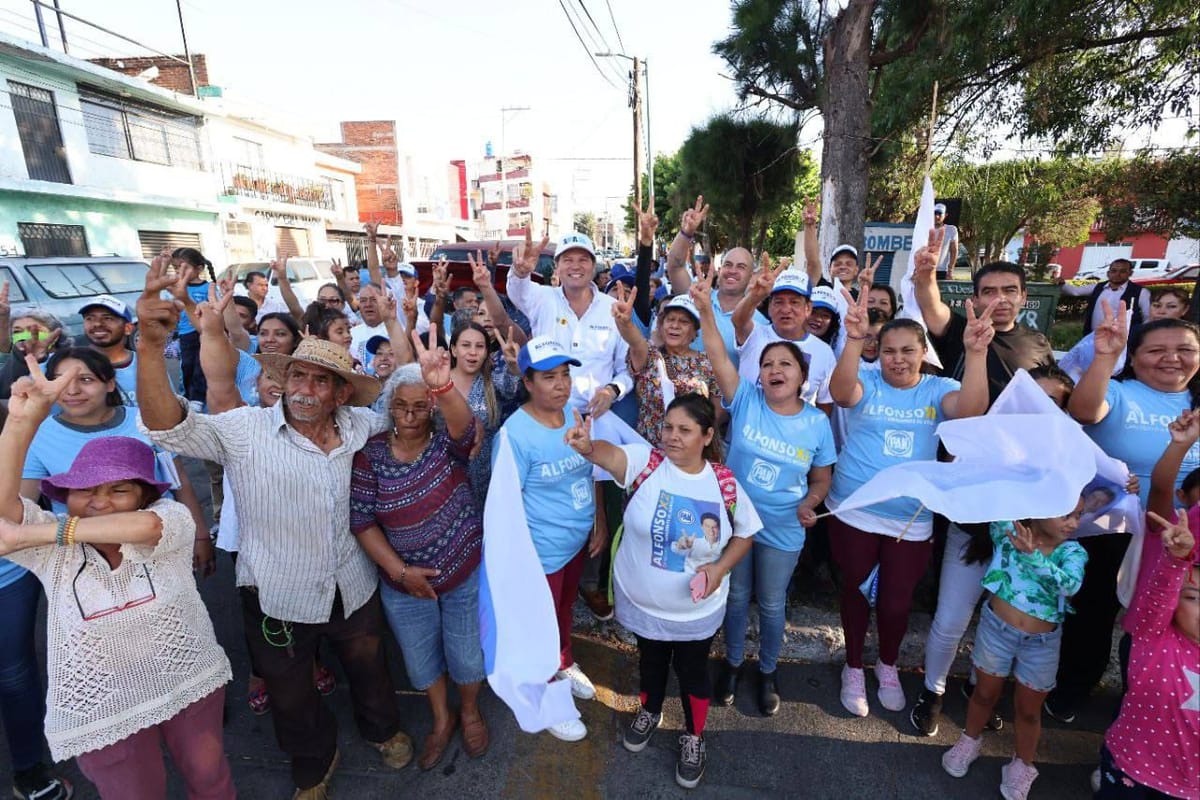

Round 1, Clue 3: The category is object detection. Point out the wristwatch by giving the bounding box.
[605,382,622,400]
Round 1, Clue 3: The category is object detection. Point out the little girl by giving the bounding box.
[941,504,1089,800]
[170,247,217,404]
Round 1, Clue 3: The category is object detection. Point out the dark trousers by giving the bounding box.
[1052,533,1130,708]
[635,635,715,736]
[178,331,207,403]
[1097,745,1172,799]
[240,587,400,790]
[0,572,47,771]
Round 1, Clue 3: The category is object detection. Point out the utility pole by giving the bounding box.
[631,56,643,211]
[176,0,199,96]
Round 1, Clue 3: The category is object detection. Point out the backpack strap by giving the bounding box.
[628,448,667,499]
[709,461,738,528]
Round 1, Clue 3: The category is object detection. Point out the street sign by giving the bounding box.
[937,281,1061,333]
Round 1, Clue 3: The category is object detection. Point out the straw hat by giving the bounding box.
[255,338,381,407]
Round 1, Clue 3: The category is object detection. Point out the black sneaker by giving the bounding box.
[909,688,943,737]
[758,668,780,716]
[622,707,661,753]
[1043,693,1077,724]
[13,763,73,800]
[675,734,706,789]
[714,660,741,706]
[961,681,1004,731]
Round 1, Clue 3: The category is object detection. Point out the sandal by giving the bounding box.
[248,685,270,715]
[315,665,335,696]
[418,712,459,771]
[461,712,489,759]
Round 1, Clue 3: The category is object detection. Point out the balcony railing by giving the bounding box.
[219,162,333,210]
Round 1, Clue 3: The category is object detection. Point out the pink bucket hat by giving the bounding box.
[41,436,172,504]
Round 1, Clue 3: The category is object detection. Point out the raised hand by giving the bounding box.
[680,195,709,237]
[7,354,81,424]
[217,270,236,300]
[610,283,637,327]
[411,322,451,389]
[1093,299,1128,358]
[488,240,502,266]
[963,297,998,354]
[194,284,233,336]
[913,226,946,284]
[858,254,883,289]
[330,258,344,278]
[1168,409,1200,447]
[401,280,419,325]
[841,284,871,340]
[689,258,715,309]
[637,197,659,246]
[747,252,785,300]
[512,227,549,279]
[563,409,595,456]
[431,258,449,296]
[269,249,289,283]
[380,288,399,321]
[0,280,9,322]
[495,325,520,372]
[1007,520,1036,554]
[801,198,818,227]
[1147,509,1195,560]
[468,250,491,291]
[364,221,379,241]
[382,243,399,270]
[137,249,186,347]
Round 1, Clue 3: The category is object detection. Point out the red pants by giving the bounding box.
[829,518,933,669]
[546,547,587,670]
[75,688,233,800]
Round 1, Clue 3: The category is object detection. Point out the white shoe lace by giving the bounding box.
[632,710,655,734]
[679,734,703,766]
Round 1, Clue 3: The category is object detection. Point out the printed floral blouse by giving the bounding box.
[630,346,721,446]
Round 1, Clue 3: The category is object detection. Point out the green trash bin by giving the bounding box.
[937,281,1061,334]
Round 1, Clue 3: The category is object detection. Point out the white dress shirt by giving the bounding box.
[507,273,633,410]
[142,399,388,623]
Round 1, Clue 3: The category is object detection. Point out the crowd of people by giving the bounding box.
[0,193,1195,800]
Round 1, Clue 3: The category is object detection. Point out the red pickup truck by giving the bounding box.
[409,240,556,294]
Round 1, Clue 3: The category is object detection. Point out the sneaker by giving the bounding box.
[314,665,335,696]
[874,662,906,712]
[579,588,614,621]
[247,684,271,715]
[548,717,587,742]
[840,665,869,717]
[1089,766,1101,794]
[556,663,596,700]
[13,763,73,800]
[371,730,414,769]
[1042,693,1076,724]
[675,734,707,789]
[623,707,661,752]
[909,689,943,737]
[941,732,982,778]
[714,660,741,706]
[1000,757,1039,800]
[758,668,781,717]
[962,681,1004,731]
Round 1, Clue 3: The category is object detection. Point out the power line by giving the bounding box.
[563,0,626,86]
[603,0,625,52]
[556,0,621,90]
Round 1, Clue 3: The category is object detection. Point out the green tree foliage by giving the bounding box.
[1090,150,1200,241]
[573,211,597,240]
[623,152,684,234]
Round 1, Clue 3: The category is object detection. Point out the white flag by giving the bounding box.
[898,175,943,369]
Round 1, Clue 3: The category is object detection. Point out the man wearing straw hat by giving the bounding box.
[132,256,413,799]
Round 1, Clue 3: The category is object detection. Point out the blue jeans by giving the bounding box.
[0,571,48,771]
[379,569,486,691]
[722,541,801,674]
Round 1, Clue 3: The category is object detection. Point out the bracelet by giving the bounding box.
[606,382,622,400]
[679,229,694,240]
[64,516,79,547]
[845,333,871,340]
[397,563,407,584]
[429,379,455,397]
[55,514,67,547]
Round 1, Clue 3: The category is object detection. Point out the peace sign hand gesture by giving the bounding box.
[680,195,709,237]
[468,250,492,291]
[963,298,998,354]
[1093,299,1128,358]
[7,354,80,425]
[801,198,818,228]
[0,280,10,324]
[495,325,521,373]
[841,284,871,341]
[512,227,549,279]
[913,226,946,284]
[137,248,188,348]
[410,322,451,389]
[194,284,233,337]
[563,409,595,456]
[747,252,786,301]
[858,254,882,290]
[689,257,715,311]
[1148,510,1195,560]
[610,283,637,327]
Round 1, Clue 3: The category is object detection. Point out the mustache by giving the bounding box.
[288,394,319,407]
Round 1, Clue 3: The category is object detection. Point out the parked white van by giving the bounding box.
[227,258,334,309]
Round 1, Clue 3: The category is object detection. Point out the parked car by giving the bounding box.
[227,257,334,309]
[0,256,149,339]
[1134,262,1199,287]
[413,240,556,293]
[1076,258,1173,282]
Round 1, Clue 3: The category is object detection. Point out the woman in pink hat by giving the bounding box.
[0,355,233,800]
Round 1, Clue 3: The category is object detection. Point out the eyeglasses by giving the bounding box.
[318,296,342,305]
[72,549,156,621]
[390,403,431,418]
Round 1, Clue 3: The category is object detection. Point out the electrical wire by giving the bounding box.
[564,0,626,86]
[603,0,625,53]
[556,0,621,90]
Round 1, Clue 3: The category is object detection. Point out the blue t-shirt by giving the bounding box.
[724,382,836,551]
[236,350,263,407]
[690,291,768,369]
[830,370,959,524]
[496,407,594,573]
[1085,379,1198,507]
[175,282,212,336]
[21,408,175,514]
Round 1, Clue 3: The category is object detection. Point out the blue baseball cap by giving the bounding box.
[365,335,390,355]
[79,294,132,322]
[604,262,636,293]
[517,336,582,374]
[770,270,812,298]
[397,263,417,278]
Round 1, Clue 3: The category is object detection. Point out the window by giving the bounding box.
[8,82,71,183]
[0,268,28,302]
[89,261,149,293]
[232,137,264,169]
[79,88,203,170]
[17,223,87,258]
[325,178,347,213]
[136,230,203,260]
[27,264,106,298]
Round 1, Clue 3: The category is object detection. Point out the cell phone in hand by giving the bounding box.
[689,572,708,603]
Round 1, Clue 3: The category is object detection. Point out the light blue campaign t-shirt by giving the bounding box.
[690,291,768,369]
[725,382,836,551]
[496,407,595,573]
[830,370,959,524]
[1085,379,1198,507]
[175,283,212,336]
[22,408,176,514]
[235,350,263,407]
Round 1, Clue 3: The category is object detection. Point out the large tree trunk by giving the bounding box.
[817,0,874,271]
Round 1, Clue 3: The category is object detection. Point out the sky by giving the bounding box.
[0,0,742,216]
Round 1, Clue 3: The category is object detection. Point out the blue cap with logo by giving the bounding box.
[770,269,812,298]
[517,335,583,374]
[79,294,132,322]
[397,262,417,278]
[554,232,596,260]
[605,261,636,293]
[810,285,838,313]
[660,293,701,323]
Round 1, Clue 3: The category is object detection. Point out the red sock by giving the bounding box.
[639,691,648,707]
[687,695,710,736]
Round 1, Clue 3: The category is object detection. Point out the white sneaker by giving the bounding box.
[840,665,869,717]
[556,663,596,700]
[874,662,906,712]
[547,717,587,742]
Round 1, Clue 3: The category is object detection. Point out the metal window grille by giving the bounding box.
[137,230,203,260]
[8,82,72,184]
[17,222,87,257]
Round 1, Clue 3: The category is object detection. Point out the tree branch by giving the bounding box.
[869,12,933,68]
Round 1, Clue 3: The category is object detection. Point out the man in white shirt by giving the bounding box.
[1058,258,1150,333]
[933,203,959,280]
[506,230,632,416]
[733,266,836,413]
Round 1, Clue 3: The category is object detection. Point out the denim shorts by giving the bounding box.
[971,600,1062,693]
[379,568,486,691]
